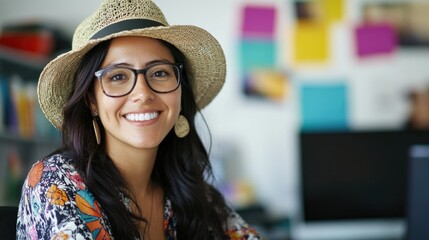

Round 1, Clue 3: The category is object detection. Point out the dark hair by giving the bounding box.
[58,38,229,239]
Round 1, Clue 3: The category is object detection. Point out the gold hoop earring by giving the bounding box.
[92,115,101,145]
[174,115,190,138]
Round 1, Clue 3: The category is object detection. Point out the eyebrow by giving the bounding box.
[105,59,174,68]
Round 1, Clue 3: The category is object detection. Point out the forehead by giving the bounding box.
[105,36,174,62]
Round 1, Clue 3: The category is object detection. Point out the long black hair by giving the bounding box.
[58,38,230,239]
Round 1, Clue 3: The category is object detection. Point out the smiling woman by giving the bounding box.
[15,0,262,239]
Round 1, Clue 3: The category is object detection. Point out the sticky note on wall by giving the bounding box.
[244,69,287,100]
[322,0,344,22]
[355,24,397,57]
[300,82,348,130]
[241,5,276,39]
[294,22,329,62]
[240,39,276,72]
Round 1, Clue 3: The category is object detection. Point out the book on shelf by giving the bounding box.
[0,75,56,139]
[0,75,12,132]
[0,76,4,132]
[0,21,66,140]
[10,76,35,137]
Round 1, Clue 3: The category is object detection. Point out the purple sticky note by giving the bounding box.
[241,5,276,39]
[355,24,397,57]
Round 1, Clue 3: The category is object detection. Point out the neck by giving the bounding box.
[106,142,158,196]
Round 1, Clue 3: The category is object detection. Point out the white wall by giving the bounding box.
[2,0,429,221]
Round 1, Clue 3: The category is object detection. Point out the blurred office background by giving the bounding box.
[1,0,429,239]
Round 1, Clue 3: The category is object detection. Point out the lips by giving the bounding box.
[125,112,159,121]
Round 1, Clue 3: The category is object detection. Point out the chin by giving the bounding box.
[129,140,160,150]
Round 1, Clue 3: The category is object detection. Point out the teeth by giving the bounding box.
[125,112,159,121]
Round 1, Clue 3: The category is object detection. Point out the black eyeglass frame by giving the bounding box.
[94,62,183,97]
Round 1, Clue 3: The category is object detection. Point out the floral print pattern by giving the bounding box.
[17,154,261,239]
[227,212,261,240]
[75,190,111,240]
[46,184,69,206]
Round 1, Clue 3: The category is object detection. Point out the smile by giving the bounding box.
[125,112,159,121]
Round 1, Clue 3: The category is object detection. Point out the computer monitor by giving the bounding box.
[296,130,429,239]
[406,145,429,240]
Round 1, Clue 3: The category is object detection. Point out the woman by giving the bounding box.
[16,0,262,239]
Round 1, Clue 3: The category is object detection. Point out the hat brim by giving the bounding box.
[38,25,226,129]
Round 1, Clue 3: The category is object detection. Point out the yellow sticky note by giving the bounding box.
[294,22,329,62]
[322,0,344,22]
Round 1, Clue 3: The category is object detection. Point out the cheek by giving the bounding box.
[173,89,182,114]
[163,89,182,124]
[94,83,123,119]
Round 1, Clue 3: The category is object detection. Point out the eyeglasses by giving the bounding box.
[94,62,183,97]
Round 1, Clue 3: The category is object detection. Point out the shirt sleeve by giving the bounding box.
[226,209,263,240]
[16,157,112,240]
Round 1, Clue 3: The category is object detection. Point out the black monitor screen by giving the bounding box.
[299,130,429,222]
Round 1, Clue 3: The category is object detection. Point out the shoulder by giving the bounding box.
[25,153,86,191]
[17,153,112,239]
[226,209,263,240]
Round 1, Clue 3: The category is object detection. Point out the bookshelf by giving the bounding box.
[0,46,60,206]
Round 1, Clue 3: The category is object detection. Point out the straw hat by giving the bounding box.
[38,0,226,129]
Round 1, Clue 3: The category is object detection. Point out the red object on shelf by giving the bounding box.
[0,31,54,57]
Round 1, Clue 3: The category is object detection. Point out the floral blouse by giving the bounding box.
[16,154,261,240]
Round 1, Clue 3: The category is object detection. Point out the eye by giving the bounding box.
[147,64,175,80]
[104,68,132,82]
[109,73,127,81]
[153,70,168,78]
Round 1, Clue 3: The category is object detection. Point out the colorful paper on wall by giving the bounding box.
[363,2,429,47]
[240,39,276,72]
[294,0,344,23]
[244,69,287,101]
[240,39,280,99]
[322,0,344,22]
[239,4,286,101]
[355,24,397,57]
[300,82,348,130]
[294,1,322,21]
[294,22,329,62]
[241,5,276,39]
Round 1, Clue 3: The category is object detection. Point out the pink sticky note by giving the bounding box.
[241,5,276,39]
[355,24,397,57]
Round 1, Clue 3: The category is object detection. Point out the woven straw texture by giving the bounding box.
[38,0,226,129]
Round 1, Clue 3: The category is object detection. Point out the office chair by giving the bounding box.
[0,206,18,240]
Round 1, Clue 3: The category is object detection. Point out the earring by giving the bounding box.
[92,114,101,145]
[174,115,190,138]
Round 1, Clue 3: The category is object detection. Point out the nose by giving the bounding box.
[129,73,154,102]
